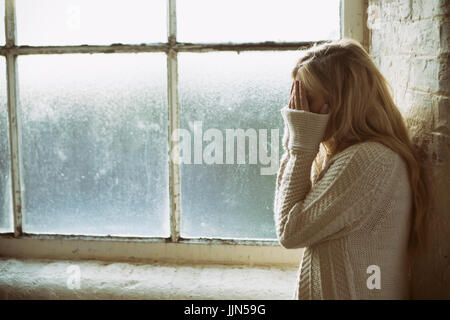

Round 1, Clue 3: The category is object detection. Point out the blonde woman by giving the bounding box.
[274,38,431,299]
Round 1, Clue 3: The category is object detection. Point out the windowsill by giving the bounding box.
[0,235,304,267]
[0,257,298,300]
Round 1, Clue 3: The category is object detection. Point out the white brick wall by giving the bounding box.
[368,0,449,299]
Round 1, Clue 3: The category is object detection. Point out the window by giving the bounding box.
[18,54,169,237]
[177,0,339,43]
[16,0,166,45]
[1,0,361,264]
[0,56,12,233]
[178,51,309,239]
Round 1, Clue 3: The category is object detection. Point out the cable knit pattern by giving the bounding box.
[274,105,412,300]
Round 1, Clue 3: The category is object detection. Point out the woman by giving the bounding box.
[273,38,431,299]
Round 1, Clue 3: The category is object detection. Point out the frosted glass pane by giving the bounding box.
[179,51,300,239]
[18,53,169,237]
[0,0,5,45]
[178,0,340,43]
[0,57,13,232]
[16,0,166,45]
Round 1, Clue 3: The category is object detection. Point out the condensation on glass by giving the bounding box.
[16,0,166,45]
[177,0,340,43]
[0,57,13,232]
[178,51,302,240]
[18,53,169,237]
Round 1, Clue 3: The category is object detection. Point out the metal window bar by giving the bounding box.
[0,0,342,246]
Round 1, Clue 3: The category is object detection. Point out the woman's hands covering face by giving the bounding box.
[288,80,329,114]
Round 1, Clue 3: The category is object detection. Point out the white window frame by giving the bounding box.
[0,0,365,267]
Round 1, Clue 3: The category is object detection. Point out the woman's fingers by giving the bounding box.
[294,80,301,110]
[299,81,310,111]
[288,81,295,109]
[289,80,315,112]
[288,79,329,114]
[290,80,298,109]
[297,81,302,110]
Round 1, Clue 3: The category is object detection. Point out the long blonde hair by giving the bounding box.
[291,38,432,260]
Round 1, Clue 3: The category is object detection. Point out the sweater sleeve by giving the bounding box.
[274,107,396,249]
[274,122,290,200]
[274,106,329,195]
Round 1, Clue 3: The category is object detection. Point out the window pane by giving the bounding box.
[16,0,166,45]
[18,53,169,237]
[0,57,13,232]
[178,0,340,43]
[0,0,5,45]
[179,51,299,239]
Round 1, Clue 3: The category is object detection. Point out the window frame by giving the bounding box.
[0,0,365,266]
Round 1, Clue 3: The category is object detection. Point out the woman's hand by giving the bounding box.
[281,80,331,151]
[288,80,329,114]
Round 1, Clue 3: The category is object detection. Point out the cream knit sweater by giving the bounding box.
[274,105,413,300]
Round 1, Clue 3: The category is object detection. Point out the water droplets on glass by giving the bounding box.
[18,53,169,237]
[179,51,302,240]
[0,57,13,233]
